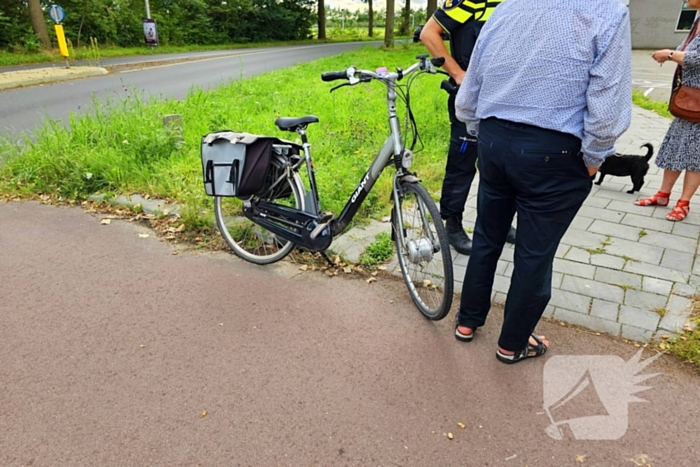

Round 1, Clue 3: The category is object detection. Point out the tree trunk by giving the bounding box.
[77,0,88,48]
[427,0,438,20]
[368,0,373,37]
[28,0,51,49]
[384,0,394,48]
[318,0,326,40]
[401,0,410,36]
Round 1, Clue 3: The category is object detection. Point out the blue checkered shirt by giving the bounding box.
[455,0,632,168]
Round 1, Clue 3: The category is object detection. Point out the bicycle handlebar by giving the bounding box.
[320,55,444,85]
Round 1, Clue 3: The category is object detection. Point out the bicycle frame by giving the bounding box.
[244,58,433,252]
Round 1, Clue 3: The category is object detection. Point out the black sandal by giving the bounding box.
[496,334,548,364]
[454,324,475,342]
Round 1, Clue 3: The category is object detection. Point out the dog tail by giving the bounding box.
[641,143,654,161]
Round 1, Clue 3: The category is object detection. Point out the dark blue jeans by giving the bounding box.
[456,117,592,352]
[440,90,478,220]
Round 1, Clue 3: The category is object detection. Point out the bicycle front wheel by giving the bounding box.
[214,156,304,265]
[392,182,453,320]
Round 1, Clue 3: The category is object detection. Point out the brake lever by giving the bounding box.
[330,82,351,93]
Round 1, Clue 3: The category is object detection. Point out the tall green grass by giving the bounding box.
[0,44,449,228]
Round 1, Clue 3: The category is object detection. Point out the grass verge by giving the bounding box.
[632,90,673,119]
[0,43,446,232]
[665,297,700,368]
[0,31,406,67]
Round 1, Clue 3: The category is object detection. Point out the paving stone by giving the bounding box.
[553,308,621,337]
[492,274,511,294]
[620,324,654,342]
[624,289,668,310]
[618,305,662,331]
[560,276,624,303]
[493,291,507,305]
[639,230,698,254]
[642,277,673,296]
[607,200,656,217]
[658,312,690,334]
[620,212,674,233]
[542,305,555,319]
[453,251,470,267]
[604,237,664,265]
[553,258,596,279]
[500,246,514,262]
[594,190,642,203]
[453,264,467,286]
[590,298,620,320]
[671,221,700,239]
[624,260,689,283]
[570,216,594,231]
[660,249,694,274]
[555,243,570,259]
[672,282,697,297]
[560,228,608,249]
[564,247,592,264]
[549,289,592,314]
[589,219,645,241]
[582,197,611,209]
[552,272,564,289]
[666,294,693,316]
[593,267,642,288]
[590,254,627,270]
[495,260,509,276]
[504,262,514,277]
[691,274,700,287]
[577,205,626,223]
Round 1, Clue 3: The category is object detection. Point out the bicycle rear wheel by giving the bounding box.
[214,156,304,265]
[392,182,453,320]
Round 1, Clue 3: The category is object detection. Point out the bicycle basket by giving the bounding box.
[201,131,300,198]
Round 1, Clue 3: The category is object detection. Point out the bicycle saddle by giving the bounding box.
[275,115,319,132]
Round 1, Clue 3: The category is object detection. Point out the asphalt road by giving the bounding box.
[0,43,375,137]
[1,202,699,466]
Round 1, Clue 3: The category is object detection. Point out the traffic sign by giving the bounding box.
[49,5,65,23]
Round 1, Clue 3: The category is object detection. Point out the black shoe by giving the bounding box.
[506,226,516,244]
[445,216,472,255]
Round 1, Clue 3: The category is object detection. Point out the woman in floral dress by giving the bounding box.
[635,6,700,222]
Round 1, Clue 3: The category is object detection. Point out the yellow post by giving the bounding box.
[54,24,69,57]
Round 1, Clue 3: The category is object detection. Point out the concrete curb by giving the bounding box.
[0,67,108,91]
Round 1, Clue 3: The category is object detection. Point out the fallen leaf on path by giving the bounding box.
[139,233,149,238]
[100,219,111,225]
[371,271,378,276]
[200,410,208,418]
[299,265,309,271]
[175,223,186,232]
[343,267,352,274]
[576,455,585,463]
[457,422,465,429]
[366,277,376,284]
[447,432,453,440]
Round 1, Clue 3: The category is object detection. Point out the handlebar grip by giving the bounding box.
[431,57,446,68]
[321,71,348,82]
[440,79,458,95]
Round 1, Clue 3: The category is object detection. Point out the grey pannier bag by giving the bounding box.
[201,131,278,198]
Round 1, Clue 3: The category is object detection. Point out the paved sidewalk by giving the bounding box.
[333,106,698,343]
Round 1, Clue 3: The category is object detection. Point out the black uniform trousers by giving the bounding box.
[440,88,478,220]
[456,117,592,352]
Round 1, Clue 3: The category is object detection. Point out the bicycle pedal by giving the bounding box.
[310,222,331,240]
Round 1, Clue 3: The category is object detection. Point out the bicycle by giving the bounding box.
[213,54,454,320]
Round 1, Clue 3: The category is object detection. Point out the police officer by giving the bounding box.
[420,0,516,255]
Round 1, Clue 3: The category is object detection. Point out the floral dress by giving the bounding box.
[655,22,700,172]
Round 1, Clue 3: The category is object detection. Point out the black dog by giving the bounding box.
[595,143,654,194]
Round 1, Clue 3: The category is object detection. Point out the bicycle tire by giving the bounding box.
[392,181,453,320]
[214,155,304,265]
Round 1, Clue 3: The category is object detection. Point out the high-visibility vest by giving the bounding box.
[443,0,504,24]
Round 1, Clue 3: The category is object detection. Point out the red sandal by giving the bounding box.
[634,191,671,206]
[666,200,690,221]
